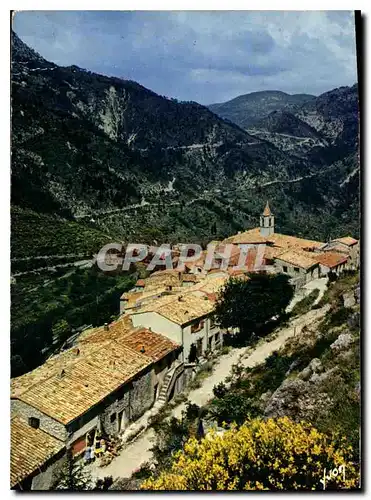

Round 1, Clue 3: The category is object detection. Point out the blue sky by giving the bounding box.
[13,11,357,104]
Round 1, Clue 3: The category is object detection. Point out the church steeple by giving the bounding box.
[260,201,274,236]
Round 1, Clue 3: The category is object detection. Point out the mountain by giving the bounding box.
[11,32,360,253]
[208,91,315,128]
[210,86,359,163]
[12,32,320,247]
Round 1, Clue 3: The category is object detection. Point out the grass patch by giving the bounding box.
[290,288,320,317]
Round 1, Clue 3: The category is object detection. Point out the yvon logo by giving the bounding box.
[320,464,346,490]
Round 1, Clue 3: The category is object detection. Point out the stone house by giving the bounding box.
[11,320,181,489]
[131,287,224,363]
[314,252,349,277]
[11,416,65,490]
[319,237,359,270]
[274,249,320,284]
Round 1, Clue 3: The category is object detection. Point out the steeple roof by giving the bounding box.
[262,201,272,217]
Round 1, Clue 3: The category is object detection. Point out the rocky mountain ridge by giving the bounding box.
[11,31,360,258]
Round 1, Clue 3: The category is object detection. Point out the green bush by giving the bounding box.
[290,289,320,317]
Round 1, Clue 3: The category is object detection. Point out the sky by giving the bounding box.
[13,10,358,104]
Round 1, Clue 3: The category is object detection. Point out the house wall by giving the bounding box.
[119,299,126,315]
[31,452,66,491]
[131,313,221,363]
[182,319,207,362]
[274,259,319,285]
[275,259,307,281]
[11,399,68,441]
[319,263,346,277]
[183,317,223,362]
[131,312,182,345]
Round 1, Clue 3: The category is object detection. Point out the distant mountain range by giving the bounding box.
[11,31,360,261]
[208,91,316,128]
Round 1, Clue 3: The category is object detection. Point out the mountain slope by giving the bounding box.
[12,32,359,251]
[208,90,315,128]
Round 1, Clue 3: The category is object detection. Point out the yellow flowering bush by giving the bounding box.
[142,417,359,491]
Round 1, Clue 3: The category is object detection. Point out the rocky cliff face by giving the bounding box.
[209,85,359,163]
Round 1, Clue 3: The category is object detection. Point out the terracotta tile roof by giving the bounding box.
[320,242,350,254]
[135,279,146,287]
[263,201,272,216]
[227,269,247,277]
[207,268,228,276]
[121,288,168,307]
[78,317,180,361]
[264,246,285,260]
[11,416,65,488]
[150,269,179,277]
[267,233,324,250]
[78,315,134,344]
[223,228,268,245]
[333,236,358,246]
[192,276,228,294]
[11,341,154,424]
[315,252,349,269]
[223,227,324,251]
[134,290,215,325]
[121,328,180,362]
[275,249,319,270]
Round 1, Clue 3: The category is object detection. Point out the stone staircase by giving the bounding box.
[119,361,184,444]
[156,368,176,405]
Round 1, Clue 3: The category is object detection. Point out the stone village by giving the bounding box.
[10,202,359,489]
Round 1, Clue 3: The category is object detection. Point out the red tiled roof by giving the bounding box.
[315,252,349,269]
[121,328,180,362]
[333,236,358,247]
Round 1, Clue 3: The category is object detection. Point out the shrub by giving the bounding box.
[290,289,320,317]
[142,417,359,491]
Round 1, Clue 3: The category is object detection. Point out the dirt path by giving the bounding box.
[90,305,329,481]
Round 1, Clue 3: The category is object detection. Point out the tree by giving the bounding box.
[53,449,93,491]
[51,319,71,343]
[214,274,294,342]
[142,417,359,491]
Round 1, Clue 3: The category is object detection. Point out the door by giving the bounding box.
[196,338,203,358]
[118,409,129,433]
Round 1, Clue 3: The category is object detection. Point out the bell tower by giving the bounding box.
[260,201,274,236]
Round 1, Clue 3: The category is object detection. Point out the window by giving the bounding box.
[28,417,40,429]
[110,413,117,423]
[283,266,288,273]
[294,267,300,273]
[208,337,213,348]
[191,319,205,333]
